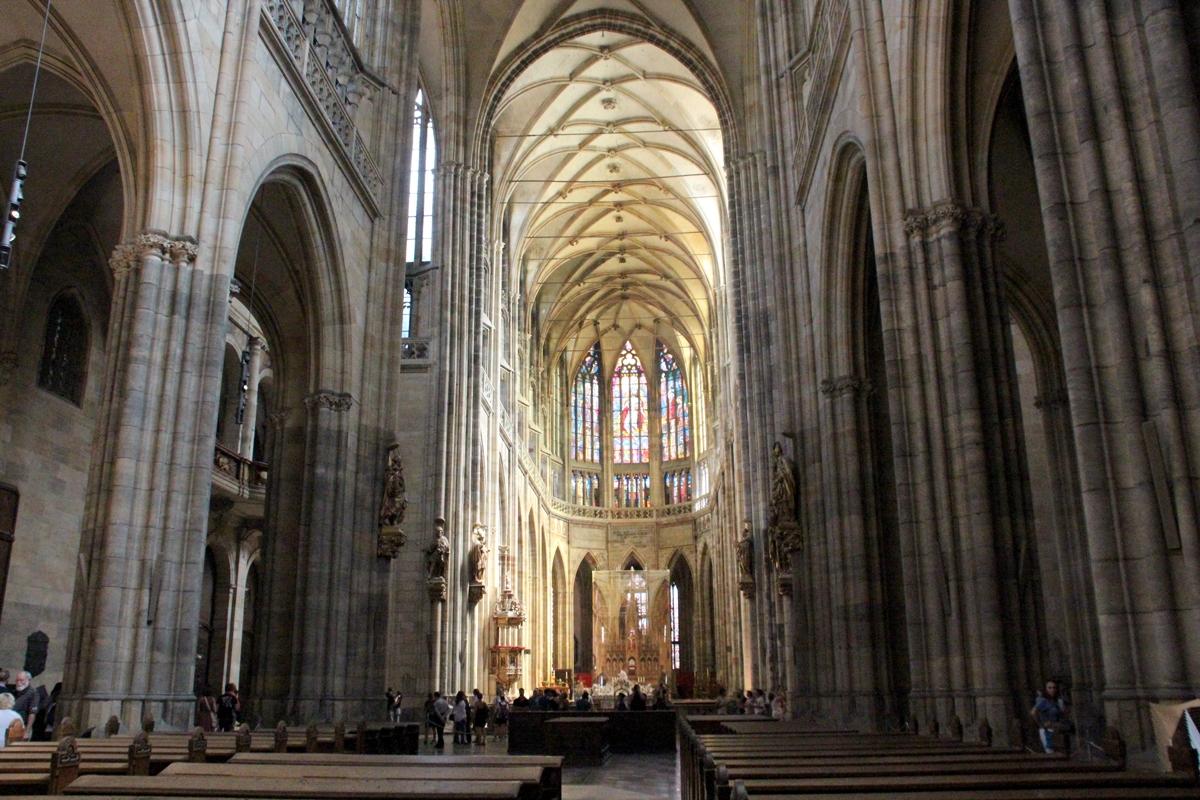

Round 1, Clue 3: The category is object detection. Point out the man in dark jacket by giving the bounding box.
[11,672,37,723]
[217,683,241,732]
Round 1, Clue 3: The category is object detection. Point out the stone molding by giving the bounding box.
[265,408,291,429]
[820,375,874,398]
[302,390,354,412]
[260,0,382,206]
[109,233,198,278]
[903,203,1005,242]
[1035,388,1070,410]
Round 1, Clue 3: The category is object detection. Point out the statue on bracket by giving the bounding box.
[424,518,450,601]
[468,524,489,606]
[768,440,803,592]
[377,444,407,559]
[737,520,755,597]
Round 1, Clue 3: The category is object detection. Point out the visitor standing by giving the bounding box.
[10,673,37,724]
[492,688,510,741]
[216,683,241,732]
[430,692,449,749]
[196,688,217,732]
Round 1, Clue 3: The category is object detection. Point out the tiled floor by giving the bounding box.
[561,751,679,799]
[414,736,681,799]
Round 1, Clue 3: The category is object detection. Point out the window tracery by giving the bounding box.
[571,343,601,462]
[38,293,88,405]
[612,341,648,464]
[658,341,690,461]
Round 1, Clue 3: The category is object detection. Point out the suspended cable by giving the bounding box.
[1,0,52,270]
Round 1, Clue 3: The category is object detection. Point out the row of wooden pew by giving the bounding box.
[0,717,436,796]
[678,715,1200,800]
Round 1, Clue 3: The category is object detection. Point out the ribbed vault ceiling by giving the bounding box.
[493,30,724,372]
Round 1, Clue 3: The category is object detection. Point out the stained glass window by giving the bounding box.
[571,470,602,507]
[614,474,651,508]
[39,293,88,405]
[664,469,692,506]
[612,341,649,463]
[406,89,436,266]
[571,343,601,462]
[658,341,691,461]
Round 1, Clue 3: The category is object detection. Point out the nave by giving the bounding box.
[0,0,1199,797]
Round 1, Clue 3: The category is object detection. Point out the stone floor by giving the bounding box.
[414,735,681,799]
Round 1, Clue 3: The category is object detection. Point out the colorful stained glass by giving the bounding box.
[613,341,649,463]
[571,470,602,507]
[658,341,691,462]
[613,473,651,508]
[664,469,692,506]
[571,343,601,462]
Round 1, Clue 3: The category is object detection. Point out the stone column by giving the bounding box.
[237,337,265,458]
[292,389,355,722]
[62,231,228,732]
[1008,0,1200,748]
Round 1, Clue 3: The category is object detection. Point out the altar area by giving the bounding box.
[587,570,673,697]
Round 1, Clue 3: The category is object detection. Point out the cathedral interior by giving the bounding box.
[1,0,1200,772]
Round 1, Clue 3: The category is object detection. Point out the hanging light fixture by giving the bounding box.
[1,0,52,270]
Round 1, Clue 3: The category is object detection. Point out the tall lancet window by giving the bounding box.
[612,341,649,464]
[571,343,602,462]
[407,89,436,268]
[657,341,690,461]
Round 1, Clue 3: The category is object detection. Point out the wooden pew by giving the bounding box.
[228,752,564,800]
[678,716,1195,800]
[62,774,529,798]
[159,761,546,799]
[0,735,80,796]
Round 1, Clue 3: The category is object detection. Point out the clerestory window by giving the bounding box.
[612,341,649,464]
[407,89,436,269]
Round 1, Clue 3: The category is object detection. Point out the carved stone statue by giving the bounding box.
[768,441,802,573]
[377,445,407,559]
[469,524,489,584]
[737,519,756,598]
[378,445,408,528]
[424,519,450,582]
[737,520,754,579]
[769,441,796,531]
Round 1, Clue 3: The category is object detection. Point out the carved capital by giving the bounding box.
[265,407,291,429]
[820,375,874,398]
[777,569,794,597]
[109,233,196,278]
[903,202,974,238]
[738,575,756,599]
[1034,388,1069,410]
[167,237,199,264]
[303,390,354,413]
[468,581,486,607]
